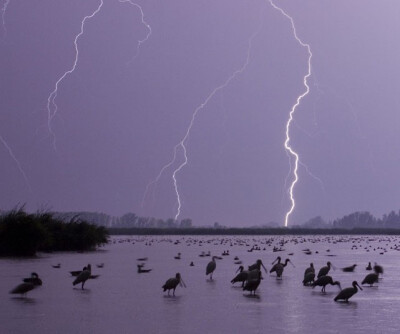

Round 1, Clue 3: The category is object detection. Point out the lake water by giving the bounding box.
[1,235,399,333]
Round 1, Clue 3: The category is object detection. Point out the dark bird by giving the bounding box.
[231,266,249,287]
[342,264,357,272]
[73,265,91,290]
[137,264,152,273]
[206,256,219,280]
[11,273,43,296]
[304,263,315,277]
[243,270,262,295]
[96,263,104,268]
[270,257,281,273]
[312,275,341,292]
[334,281,362,302]
[23,272,42,286]
[248,259,267,273]
[52,263,61,269]
[162,273,186,296]
[272,259,294,279]
[137,257,148,261]
[317,261,333,278]
[174,253,181,260]
[303,272,315,286]
[362,273,379,286]
[373,263,383,275]
[366,262,372,270]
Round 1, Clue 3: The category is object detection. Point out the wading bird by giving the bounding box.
[162,273,186,296]
[243,270,262,295]
[73,265,91,290]
[23,272,42,286]
[231,266,249,287]
[304,263,315,277]
[317,262,333,278]
[270,257,281,273]
[11,273,43,297]
[334,281,362,302]
[361,272,379,286]
[272,259,294,279]
[303,272,315,286]
[206,256,219,280]
[312,276,341,292]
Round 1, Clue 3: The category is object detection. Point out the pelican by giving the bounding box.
[342,264,357,272]
[73,265,91,290]
[206,256,219,280]
[361,273,379,286]
[304,263,315,277]
[317,261,333,278]
[271,259,293,279]
[231,266,249,287]
[312,276,341,292]
[334,281,362,302]
[270,257,281,274]
[243,270,262,295]
[248,259,267,273]
[23,272,42,286]
[162,273,186,296]
[303,272,315,286]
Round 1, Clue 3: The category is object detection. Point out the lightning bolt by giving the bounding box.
[144,21,263,221]
[0,135,32,192]
[269,0,312,227]
[1,0,10,38]
[119,0,152,64]
[46,0,104,151]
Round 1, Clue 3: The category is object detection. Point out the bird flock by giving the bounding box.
[9,235,392,304]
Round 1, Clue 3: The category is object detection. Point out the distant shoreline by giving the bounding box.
[107,227,400,236]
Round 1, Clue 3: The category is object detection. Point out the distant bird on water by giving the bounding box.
[366,262,372,271]
[231,266,249,287]
[137,264,152,273]
[317,262,333,278]
[206,256,219,280]
[334,281,362,302]
[312,276,341,293]
[52,263,61,269]
[342,264,357,272]
[162,273,186,296]
[73,265,91,290]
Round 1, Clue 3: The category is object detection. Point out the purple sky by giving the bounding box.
[1,0,400,226]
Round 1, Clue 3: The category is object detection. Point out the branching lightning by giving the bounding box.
[119,0,152,63]
[144,23,263,221]
[46,0,104,151]
[1,0,10,38]
[0,135,32,192]
[269,0,312,227]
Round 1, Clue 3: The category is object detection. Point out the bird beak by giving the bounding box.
[272,258,278,265]
[357,283,363,291]
[235,267,241,274]
[338,284,342,291]
[262,263,268,273]
[289,260,295,268]
[180,278,187,288]
[331,263,336,270]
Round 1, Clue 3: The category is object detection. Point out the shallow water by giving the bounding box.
[1,235,399,333]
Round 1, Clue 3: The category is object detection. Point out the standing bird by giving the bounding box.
[206,256,219,280]
[271,259,293,279]
[243,270,262,295]
[162,273,186,296]
[303,272,315,286]
[342,264,357,272]
[304,263,315,277]
[373,263,383,275]
[231,266,249,287]
[366,262,372,270]
[334,281,362,302]
[248,259,268,273]
[362,272,379,286]
[270,257,281,274]
[73,265,91,290]
[312,276,341,292]
[318,262,333,278]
